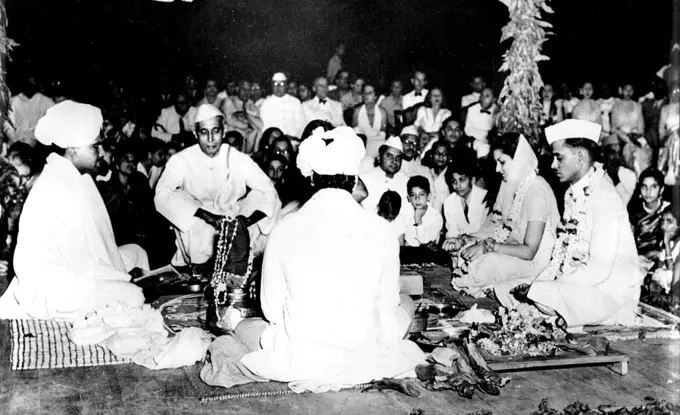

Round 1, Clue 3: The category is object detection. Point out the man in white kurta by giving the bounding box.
[360,137,409,214]
[516,120,643,329]
[259,72,305,138]
[7,77,55,146]
[155,104,280,265]
[0,101,145,321]
[240,126,424,390]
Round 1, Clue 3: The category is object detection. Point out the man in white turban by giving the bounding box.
[507,119,643,331]
[155,103,280,265]
[200,126,425,392]
[0,100,147,321]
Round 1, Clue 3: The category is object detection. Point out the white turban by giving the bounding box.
[194,103,224,125]
[545,119,602,145]
[296,126,366,177]
[35,100,103,148]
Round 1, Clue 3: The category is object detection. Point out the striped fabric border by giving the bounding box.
[9,319,130,371]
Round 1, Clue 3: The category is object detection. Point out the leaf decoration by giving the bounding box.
[0,1,17,128]
[496,0,552,149]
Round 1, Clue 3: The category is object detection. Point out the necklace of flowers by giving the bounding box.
[544,164,599,279]
[491,171,537,243]
[211,217,255,309]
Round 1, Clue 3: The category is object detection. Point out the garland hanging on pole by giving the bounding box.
[496,0,553,148]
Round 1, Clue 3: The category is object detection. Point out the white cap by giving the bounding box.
[400,125,418,137]
[194,103,223,125]
[296,126,366,177]
[35,100,103,148]
[272,72,287,82]
[382,136,404,153]
[545,119,602,145]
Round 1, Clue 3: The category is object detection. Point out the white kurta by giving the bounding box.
[426,167,451,212]
[154,144,280,265]
[400,157,429,178]
[8,92,55,146]
[241,189,425,388]
[0,154,144,321]
[528,169,643,328]
[259,94,305,138]
[443,185,489,239]
[151,106,198,143]
[360,167,409,215]
[402,204,444,247]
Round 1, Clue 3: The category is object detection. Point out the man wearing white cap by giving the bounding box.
[155,104,280,265]
[259,72,305,138]
[508,119,643,330]
[360,136,409,214]
[398,126,429,178]
[0,101,146,320]
[200,126,424,391]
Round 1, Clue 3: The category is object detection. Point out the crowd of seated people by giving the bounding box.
[0,62,678,316]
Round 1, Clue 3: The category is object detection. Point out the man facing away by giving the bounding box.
[200,126,424,391]
[501,119,643,331]
[0,101,146,321]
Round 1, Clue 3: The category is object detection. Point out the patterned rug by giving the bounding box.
[9,319,130,371]
[183,364,418,402]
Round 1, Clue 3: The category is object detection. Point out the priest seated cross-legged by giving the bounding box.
[154,103,280,268]
[504,119,644,332]
[200,126,425,392]
[0,101,148,321]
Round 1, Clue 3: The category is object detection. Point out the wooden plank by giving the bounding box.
[487,352,629,374]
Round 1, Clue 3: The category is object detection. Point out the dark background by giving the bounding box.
[5,0,674,103]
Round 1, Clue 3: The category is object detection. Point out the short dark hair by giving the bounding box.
[445,151,479,192]
[378,190,402,218]
[407,175,431,194]
[224,131,244,149]
[638,168,665,188]
[490,132,521,158]
[113,142,137,164]
[142,138,167,157]
[8,142,42,173]
[562,138,600,161]
[267,154,289,167]
[301,120,334,142]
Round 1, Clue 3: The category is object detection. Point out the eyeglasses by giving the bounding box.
[273,81,286,86]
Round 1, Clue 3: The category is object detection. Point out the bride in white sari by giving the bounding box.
[443,133,560,300]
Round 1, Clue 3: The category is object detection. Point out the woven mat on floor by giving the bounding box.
[183,364,417,402]
[9,319,130,371]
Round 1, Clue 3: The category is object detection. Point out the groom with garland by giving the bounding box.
[506,119,643,331]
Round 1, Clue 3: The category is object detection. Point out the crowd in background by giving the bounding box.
[0,43,679,312]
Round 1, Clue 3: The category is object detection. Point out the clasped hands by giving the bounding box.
[442,235,496,262]
[195,208,250,230]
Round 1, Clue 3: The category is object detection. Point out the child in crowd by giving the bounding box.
[442,153,489,239]
[377,190,405,246]
[402,175,443,247]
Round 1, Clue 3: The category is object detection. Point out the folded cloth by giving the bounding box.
[69,302,212,370]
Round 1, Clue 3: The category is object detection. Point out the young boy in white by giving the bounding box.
[402,175,443,247]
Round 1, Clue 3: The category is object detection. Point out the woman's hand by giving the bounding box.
[461,243,486,262]
[0,260,8,278]
[442,238,464,252]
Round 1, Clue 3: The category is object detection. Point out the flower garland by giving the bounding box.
[210,217,255,308]
[491,171,537,243]
[543,164,600,280]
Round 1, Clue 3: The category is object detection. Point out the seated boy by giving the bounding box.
[402,175,443,247]
[378,190,405,246]
[442,154,489,239]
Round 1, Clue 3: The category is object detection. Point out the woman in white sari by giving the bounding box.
[353,83,387,158]
[443,133,560,299]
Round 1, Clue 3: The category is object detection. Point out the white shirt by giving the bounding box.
[402,204,444,247]
[465,103,495,158]
[360,167,409,214]
[242,189,425,389]
[0,154,141,320]
[414,107,452,133]
[302,96,346,127]
[151,105,197,143]
[443,185,489,238]
[402,89,429,110]
[399,157,429,178]
[8,92,55,146]
[461,92,480,109]
[137,163,164,191]
[154,144,280,264]
[260,94,305,138]
[615,167,637,206]
[426,167,451,212]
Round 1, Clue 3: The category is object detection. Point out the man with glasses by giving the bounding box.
[0,101,147,320]
[260,72,305,138]
[398,126,429,178]
[155,104,280,266]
